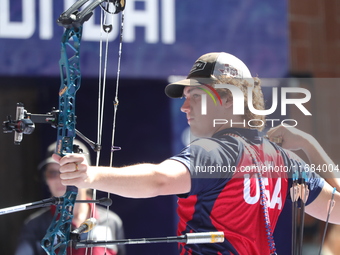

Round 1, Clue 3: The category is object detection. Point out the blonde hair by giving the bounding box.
[213,76,266,131]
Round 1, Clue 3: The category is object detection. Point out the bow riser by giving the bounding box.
[41,26,83,255]
[57,27,82,156]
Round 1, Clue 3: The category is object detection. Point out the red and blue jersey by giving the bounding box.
[171,128,324,255]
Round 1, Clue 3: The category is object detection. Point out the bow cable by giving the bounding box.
[109,7,124,167]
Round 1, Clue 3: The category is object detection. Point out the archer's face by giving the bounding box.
[180,86,231,137]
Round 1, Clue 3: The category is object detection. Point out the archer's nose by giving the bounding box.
[180,98,190,113]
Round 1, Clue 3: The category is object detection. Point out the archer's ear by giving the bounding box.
[226,100,233,109]
[222,97,233,109]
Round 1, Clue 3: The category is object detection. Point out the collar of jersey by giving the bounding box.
[212,128,262,144]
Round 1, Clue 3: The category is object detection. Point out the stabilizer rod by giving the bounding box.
[75,232,225,248]
[0,197,112,215]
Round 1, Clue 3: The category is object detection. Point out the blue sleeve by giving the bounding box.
[170,137,241,196]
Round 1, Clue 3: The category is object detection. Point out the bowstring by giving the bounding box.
[84,3,104,252]
[83,2,106,255]
[105,5,125,255]
[87,1,124,254]
[90,4,109,254]
[104,8,124,254]
[109,10,124,168]
[85,4,105,253]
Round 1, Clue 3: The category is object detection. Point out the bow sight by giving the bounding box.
[2,102,102,152]
[2,103,59,145]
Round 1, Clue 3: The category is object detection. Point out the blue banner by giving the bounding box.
[0,0,288,79]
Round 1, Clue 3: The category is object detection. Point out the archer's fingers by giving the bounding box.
[267,125,285,137]
[60,172,87,186]
[52,153,62,163]
[59,164,90,188]
[59,153,87,167]
[59,160,87,174]
[59,161,86,178]
[60,169,85,180]
[266,126,284,144]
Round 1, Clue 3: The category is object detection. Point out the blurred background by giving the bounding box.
[0,0,339,254]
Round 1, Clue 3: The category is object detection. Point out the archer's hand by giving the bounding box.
[52,153,94,188]
[267,125,314,151]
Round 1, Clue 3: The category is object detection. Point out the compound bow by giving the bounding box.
[3,1,125,254]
